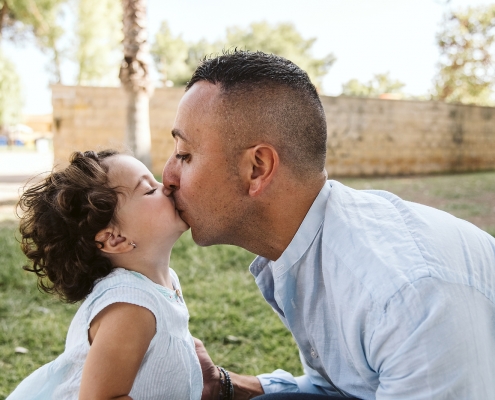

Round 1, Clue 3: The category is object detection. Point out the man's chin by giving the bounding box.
[190,233,209,247]
[190,228,222,247]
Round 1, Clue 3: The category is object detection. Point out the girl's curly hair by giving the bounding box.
[18,150,121,303]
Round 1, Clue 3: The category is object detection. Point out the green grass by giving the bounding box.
[0,222,301,399]
[0,221,79,398]
[1,171,494,398]
[339,171,495,236]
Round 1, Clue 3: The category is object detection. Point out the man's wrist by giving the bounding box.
[217,366,234,400]
[209,366,222,400]
[229,371,264,400]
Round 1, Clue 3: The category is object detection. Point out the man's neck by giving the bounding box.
[242,175,326,261]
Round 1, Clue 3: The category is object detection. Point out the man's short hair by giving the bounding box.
[187,50,327,179]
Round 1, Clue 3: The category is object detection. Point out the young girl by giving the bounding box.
[8,150,202,400]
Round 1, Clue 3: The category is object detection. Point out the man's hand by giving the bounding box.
[194,337,221,400]
[194,337,264,400]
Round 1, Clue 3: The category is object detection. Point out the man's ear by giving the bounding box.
[95,227,133,254]
[242,144,279,197]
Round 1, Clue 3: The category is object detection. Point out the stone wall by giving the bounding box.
[323,96,495,175]
[52,85,182,175]
[52,85,495,176]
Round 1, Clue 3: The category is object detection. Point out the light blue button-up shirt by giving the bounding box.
[251,180,495,399]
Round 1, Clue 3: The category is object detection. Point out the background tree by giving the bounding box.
[119,0,152,168]
[0,0,65,136]
[0,0,67,83]
[152,22,220,86]
[341,72,406,98]
[0,50,22,134]
[433,5,495,106]
[151,21,190,86]
[75,0,122,85]
[224,21,335,89]
[151,21,335,89]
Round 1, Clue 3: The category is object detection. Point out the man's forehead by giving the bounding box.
[172,82,226,145]
[182,81,221,108]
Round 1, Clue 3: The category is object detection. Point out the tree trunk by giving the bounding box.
[119,0,152,168]
[126,89,151,165]
[0,2,8,41]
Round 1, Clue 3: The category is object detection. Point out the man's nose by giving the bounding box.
[162,153,180,191]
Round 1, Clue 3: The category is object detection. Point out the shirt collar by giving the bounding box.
[250,181,332,278]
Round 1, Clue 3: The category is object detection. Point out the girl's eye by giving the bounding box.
[146,188,157,195]
[176,153,190,162]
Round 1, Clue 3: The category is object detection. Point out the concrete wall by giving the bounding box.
[52,85,495,176]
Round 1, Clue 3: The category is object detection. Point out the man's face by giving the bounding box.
[162,82,247,246]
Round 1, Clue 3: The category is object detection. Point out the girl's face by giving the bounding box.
[106,155,189,249]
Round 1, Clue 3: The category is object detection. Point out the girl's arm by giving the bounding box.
[79,302,156,400]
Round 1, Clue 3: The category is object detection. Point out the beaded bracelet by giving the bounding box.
[217,366,234,400]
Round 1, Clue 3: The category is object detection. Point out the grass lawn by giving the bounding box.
[339,171,495,237]
[1,171,494,398]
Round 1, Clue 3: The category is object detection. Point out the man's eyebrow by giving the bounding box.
[171,128,188,142]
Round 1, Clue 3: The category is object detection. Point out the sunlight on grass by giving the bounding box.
[0,223,301,398]
[1,171,494,398]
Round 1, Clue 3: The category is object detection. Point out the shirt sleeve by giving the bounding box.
[257,351,340,396]
[369,276,494,399]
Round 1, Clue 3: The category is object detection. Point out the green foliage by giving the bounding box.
[151,22,213,86]
[0,0,67,83]
[433,5,495,106]
[170,233,302,374]
[152,21,335,88]
[341,72,406,98]
[224,22,335,89]
[151,21,189,85]
[0,223,302,398]
[0,50,22,127]
[0,221,78,399]
[75,0,122,85]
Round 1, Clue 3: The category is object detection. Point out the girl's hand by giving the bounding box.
[79,302,156,400]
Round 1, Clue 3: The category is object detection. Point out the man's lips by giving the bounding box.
[174,204,185,217]
[175,208,190,228]
[170,193,186,219]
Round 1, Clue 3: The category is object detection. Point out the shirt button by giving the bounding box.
[311,348,318,358]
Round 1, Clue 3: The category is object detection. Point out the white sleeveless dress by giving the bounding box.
[7,268,203,400]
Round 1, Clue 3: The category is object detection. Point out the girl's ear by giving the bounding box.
[95,228,134,254]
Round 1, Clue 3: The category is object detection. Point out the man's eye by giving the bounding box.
[176,153,190,162]
[146,188,157,195]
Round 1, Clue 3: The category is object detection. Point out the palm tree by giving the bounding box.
[119,0,152,168]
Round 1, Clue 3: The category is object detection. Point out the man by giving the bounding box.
[162,51,495,400]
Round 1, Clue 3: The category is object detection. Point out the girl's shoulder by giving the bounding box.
[80,268,163,324]
[92,267,145,290]
[91,267,162,297]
